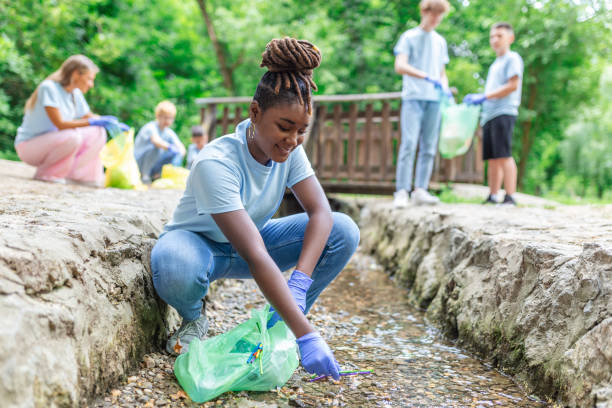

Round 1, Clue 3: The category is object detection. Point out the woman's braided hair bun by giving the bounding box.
[258,37,322,113]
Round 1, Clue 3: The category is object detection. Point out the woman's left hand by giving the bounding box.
[267,269,313,328]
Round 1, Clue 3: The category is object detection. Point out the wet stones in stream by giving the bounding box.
[92,252,552,407]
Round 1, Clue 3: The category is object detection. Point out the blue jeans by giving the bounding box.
[396,100,441,192]
[150,150,184,179]
[151,212,360,322]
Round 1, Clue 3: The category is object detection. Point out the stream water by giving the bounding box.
[249,253,549,407]
[95,252,550,407]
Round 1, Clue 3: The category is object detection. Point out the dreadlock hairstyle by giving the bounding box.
[254,37,322,114]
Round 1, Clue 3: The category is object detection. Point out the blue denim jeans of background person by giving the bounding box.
[151,212,360,322]
[395,100,442,192]
[150,149,184,179]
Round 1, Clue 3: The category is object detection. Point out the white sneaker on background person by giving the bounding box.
[411,188,440,206]
[393,189,410,208]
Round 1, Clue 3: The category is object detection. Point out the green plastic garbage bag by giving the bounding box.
[439,101,481,159]
[174,306,299,403]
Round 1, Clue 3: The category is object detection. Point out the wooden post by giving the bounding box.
[347,103,358,181]
[381,102,391,181]
[221,106,230,135]
[364,103,373,181]
[207,104,217,139]
[332,104,343,179]
[315,105,328,177]
[233,106,243,128]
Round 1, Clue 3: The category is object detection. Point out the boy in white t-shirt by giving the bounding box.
[464,22,524,206]
[134,101,186,183]
[393,0,451,207]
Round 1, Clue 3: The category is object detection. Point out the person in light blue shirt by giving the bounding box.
[464,22,524,206]
[150,38,359,381]
[185,125,208,169]
[393,0,451,207]
[134,101,186,183]
[14,55,126,186]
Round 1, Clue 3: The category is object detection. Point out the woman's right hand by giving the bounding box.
[88,115,118,127]
[296,331,340,380]
[88,116,129,131]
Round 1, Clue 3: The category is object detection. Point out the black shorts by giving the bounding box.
[482,114,516,160]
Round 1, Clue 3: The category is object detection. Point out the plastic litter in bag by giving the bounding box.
[100,129,147,190]
[438,100,481,159]
[150,164,190,190]
[174,306,299,403]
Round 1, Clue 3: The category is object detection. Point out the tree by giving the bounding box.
[560,66,612,198]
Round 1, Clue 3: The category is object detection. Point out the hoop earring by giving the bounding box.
[249,125,255,142]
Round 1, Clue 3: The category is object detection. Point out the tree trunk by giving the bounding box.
[195,0,236,94]
[517,78,539,189]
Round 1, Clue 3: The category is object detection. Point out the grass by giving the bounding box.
[0,149,19,161]
[436,187,483,204]
[540,192,612,206]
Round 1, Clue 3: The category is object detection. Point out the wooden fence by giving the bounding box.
[197,93,483,195]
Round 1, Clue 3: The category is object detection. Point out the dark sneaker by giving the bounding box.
[502,195,517,206]
[166,313,209,356]
[483,194,497,204]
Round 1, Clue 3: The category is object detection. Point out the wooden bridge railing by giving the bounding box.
[196,93,483,195]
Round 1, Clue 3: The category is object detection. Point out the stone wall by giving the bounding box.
[0,160,182,407]
[358,201,611,407]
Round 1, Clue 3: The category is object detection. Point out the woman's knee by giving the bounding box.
[330,212,360,255]
[151,231,212,296]
[60,130,83,153]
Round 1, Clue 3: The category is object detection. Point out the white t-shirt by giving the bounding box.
[164,119,315,243]
[15,80,90,145]
[133,121,183,179]
[394,27,449,101]
[481,51,524,125]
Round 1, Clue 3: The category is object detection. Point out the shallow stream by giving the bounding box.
[95,252,549,407]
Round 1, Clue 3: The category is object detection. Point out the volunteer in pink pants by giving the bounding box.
[16,126,107,185]
[14,54,126,186]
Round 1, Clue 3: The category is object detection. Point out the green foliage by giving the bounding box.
[558,67,612,198]
[0,0,609,199]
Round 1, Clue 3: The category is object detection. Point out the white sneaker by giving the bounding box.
[393,189,410,208]
[411,189,440,206]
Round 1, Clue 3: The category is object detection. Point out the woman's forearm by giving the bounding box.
[55,118,92,130]
[45,106,91,130]
[249,251,314,338]
[295,210,333,276]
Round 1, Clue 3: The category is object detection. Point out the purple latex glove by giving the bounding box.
[167,144,179,154]
[117,122,130,131]
[425,76,443,89]
[296,331,341,380]
[88,115,118,127]
[267,270,313,328]
[463,93,487,105]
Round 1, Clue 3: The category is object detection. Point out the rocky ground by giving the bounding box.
[92,253,551,408]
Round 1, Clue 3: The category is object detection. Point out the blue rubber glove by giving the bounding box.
[88,115,118,127]
[267,270,313,329]
[105,121,130,134]
[424,76,443,89]
[167,144,179,154]
[463,93,487,105]
[296,331,340,380]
